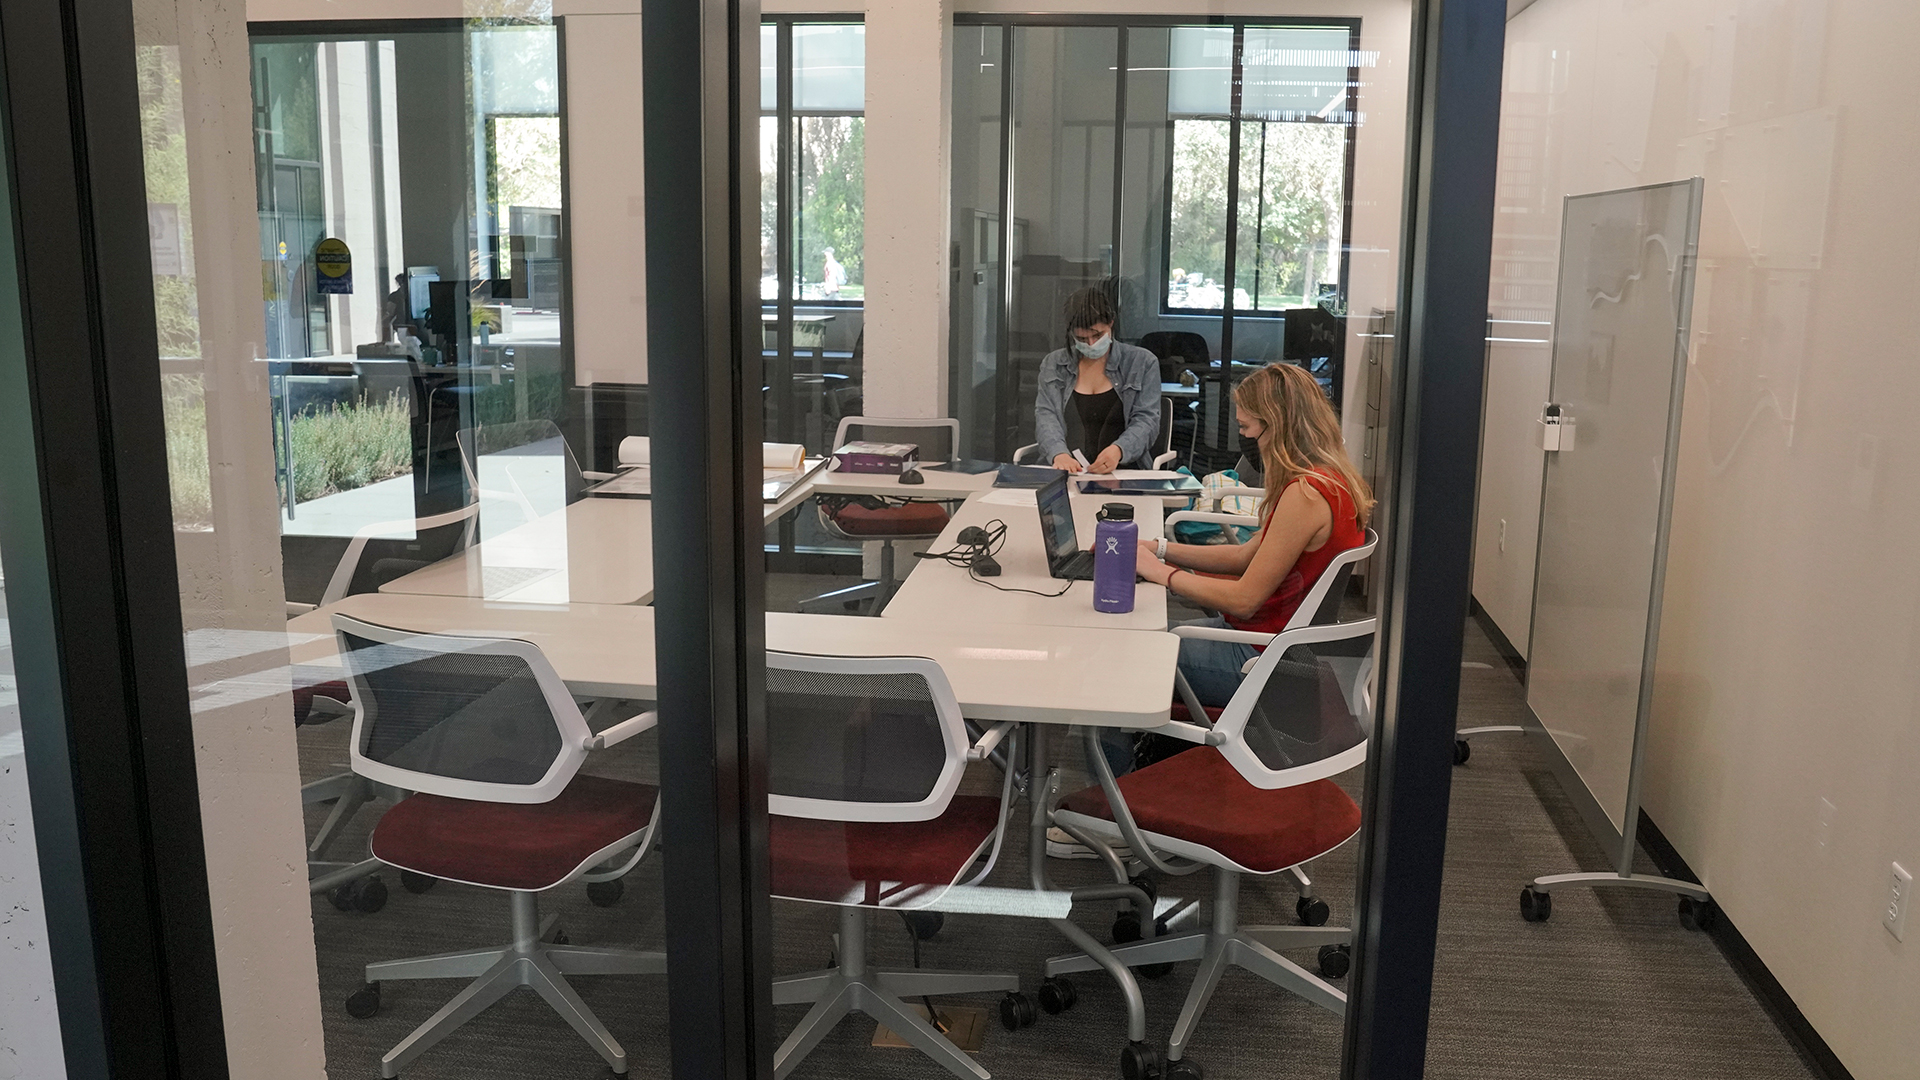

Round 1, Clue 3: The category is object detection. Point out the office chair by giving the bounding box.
[800,416,960,616]
[1012,403,1179,470]
[1045,619,1377,1076]
[456,418,609,532]
[765,651,1021,1080]
[289,502,482,910]
[1153,528,1377,922]
[1138,330,1211,383]
[332,616,664,1078]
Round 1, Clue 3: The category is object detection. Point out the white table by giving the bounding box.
[882,489,1168,631]
[288,595,1176,728]
[379,497,654,606]
[805,463,997,502]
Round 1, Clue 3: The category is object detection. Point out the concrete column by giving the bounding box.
[146,0,328,1075]
[860,0,952,419]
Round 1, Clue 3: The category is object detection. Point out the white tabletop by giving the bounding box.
[807,463,997,502]
[882,489,1168,631]
[288,595,1176,728]
[379,497,654,606]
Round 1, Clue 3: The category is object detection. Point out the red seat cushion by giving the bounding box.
[371,774,656,891]
[827,501,951,538]
[291,676,351,727]
[1058,748,1358,874]
[770,794,1002,904]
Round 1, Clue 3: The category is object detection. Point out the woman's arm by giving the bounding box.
[1032,352,1071,461]
[1157,534,1261,575]
[1136,480,1332,620]
[1107,348,1163,465]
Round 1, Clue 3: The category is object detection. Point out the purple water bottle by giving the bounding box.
[1092,503,1138,614]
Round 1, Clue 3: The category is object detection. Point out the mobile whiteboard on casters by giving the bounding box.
[1517,178,1712,924]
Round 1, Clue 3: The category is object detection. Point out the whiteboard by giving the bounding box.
[1524,179,1703,871]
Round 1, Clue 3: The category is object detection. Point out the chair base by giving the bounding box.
[366,889,664,1078]
[1043,866,1347,1062]
[773,906,1016,1080]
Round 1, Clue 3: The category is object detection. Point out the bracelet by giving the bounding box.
[1156,537,1168,560]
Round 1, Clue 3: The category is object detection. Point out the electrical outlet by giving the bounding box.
[1887,863,1911,941]
[1499,519,1508,553]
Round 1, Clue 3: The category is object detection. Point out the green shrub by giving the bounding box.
[161,373,212,528]
[284,393,414,503]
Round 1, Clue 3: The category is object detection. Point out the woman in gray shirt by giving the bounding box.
[1032,288,1163,473]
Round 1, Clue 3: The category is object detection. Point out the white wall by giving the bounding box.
[1474,0,1920,1074]
[559,9,650,386]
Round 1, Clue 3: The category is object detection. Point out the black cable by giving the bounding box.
[898,912,948,1033]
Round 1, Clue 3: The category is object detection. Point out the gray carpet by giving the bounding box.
[294,577,1820,1079]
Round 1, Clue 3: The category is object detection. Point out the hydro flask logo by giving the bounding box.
[1103,537,1120,554]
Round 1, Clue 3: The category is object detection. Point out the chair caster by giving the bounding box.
[1037,975,1077,1015]
[1677,895,1717,932]
[1295,895,1330,926]
[1519,885,1552,922]
[1166,1058,1204,1080]
[586,878,625,907]
[1453,739,1471,765]
[399,871,437,894]
[902,910,944,940]
[1112,911,1170,944]
[999,990,1037,1031]
[1317,943,1351,978]
[1127,873,1157,906]
[328,874,387,914]
[345,982,382,1019]
[1120,1040,1165,1080]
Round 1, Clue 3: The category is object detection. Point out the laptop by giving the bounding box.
[1035,474,1096,580]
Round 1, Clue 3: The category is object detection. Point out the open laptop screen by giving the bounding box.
[1036,475,1081,564]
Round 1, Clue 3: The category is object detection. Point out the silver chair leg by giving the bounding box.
[856,982,990,1080]
[1167,940,1233,1062]
[774,982,857,1080]
[1044,930,1208,977]
[380,955,522,1078]
[1240,925,1351,951]
[773,906,1010,1080]
[306,773,372,861]
[369,890,659,1077]
[1226,937,1346,1015]
[526,951,629,1074]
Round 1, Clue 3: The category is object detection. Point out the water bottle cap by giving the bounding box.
[1098,503,1134,521]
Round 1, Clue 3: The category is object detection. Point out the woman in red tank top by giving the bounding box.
[1135,363,1373,709]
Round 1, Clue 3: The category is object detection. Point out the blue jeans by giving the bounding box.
[1094,617,1256,776]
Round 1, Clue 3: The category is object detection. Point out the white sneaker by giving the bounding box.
[1046,826,1131,861]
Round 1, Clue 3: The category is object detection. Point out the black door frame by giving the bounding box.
[0,0,1502,1076]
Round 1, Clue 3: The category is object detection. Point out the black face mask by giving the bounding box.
[1239,435,1263,469]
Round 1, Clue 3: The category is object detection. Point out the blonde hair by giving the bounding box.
[1233,364,1374,530]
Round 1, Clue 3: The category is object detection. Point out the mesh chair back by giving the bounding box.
[1139,330,1211,380]
[1215,619,1376,790]
[833,416,960,464]
[322,503,479,606]
[1287,528,1379,631]
[765,652,967,823]
[335,616,590,804]
[458,419,588,521]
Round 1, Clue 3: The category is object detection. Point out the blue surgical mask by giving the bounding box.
[1072,332,1112,359]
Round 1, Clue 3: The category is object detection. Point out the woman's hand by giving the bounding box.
[1136,544,1171,585]
[1089,445,1124,474]
[1051,453,1083,472]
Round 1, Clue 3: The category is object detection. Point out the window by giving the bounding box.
[1164,25,1356,315]
[760,18,864,456]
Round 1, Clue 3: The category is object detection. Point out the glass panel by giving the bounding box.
[1168,118,1234,311]
[135,7,671,1074]
[1240,26,1353,120]
[792,23,865,113]
[948,23,1006,463]
[1167,26,1233,117]
[0,58,68,1077]
[1233,120,1348,314]
[793,115,864,303]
